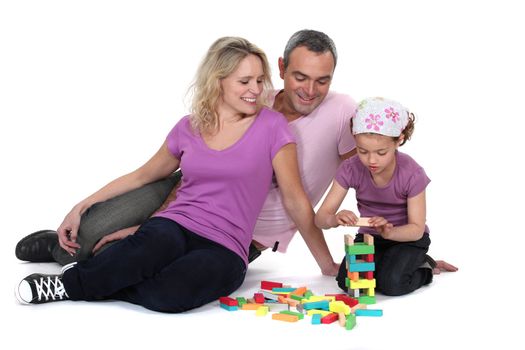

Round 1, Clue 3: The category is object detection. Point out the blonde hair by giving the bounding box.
[189,37,273,134]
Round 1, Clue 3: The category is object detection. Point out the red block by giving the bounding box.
[335,294,359,307]
[219,296,238,306]
[254,293,265,304]
[321,313,339,324]
[261,281,283,290]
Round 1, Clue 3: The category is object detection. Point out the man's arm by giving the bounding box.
[273,144,338,276]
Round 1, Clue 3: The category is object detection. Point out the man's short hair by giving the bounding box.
[283,29,337,69]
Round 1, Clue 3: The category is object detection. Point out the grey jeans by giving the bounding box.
[52,171,181,265]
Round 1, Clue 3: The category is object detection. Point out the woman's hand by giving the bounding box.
[57,209,82,255]
[92,226,139,254]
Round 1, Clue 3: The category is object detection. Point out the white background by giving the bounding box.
[0,1,523,349]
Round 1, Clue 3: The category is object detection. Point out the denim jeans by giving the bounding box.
[62,217,246,313]
[336,233,432,296]
[52,171,181,265]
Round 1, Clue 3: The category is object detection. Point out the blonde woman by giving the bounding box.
[15,37,315,312]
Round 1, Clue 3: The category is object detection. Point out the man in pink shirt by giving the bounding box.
[15,30,455,275]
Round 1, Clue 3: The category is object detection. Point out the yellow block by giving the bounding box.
[349,278,376,289]
[256,306,269,316]
[329,301,351,315]
[307,309,332,317]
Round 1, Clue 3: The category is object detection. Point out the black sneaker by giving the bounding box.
[15,273,69,304]
[15,230,58,262]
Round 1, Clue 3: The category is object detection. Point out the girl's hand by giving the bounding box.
[369,216,394,238]
[335,210,359,227]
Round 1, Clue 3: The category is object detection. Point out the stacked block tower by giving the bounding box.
[344,233,376,305]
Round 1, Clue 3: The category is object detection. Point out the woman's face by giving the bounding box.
[219,54,265,118]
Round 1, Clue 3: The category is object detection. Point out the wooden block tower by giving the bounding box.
[344,233,376,304]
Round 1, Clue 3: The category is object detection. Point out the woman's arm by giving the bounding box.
[58,141,180,254]
[272,144,338,276]
[370,190,427,242]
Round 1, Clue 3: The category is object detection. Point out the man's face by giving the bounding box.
[279,46,335,117]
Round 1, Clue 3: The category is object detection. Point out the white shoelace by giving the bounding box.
[34,276,68,302]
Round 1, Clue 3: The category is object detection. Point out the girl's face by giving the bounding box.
[218,54,265,118]
[355,133,402,176]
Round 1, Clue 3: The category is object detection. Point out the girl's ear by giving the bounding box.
[396,134,405,147]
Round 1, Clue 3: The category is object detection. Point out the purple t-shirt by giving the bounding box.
[335,151,431,235]
[155,108,295,265]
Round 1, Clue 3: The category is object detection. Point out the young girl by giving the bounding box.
[315,97,435,296]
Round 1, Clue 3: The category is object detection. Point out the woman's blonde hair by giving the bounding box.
[189,37,273,134]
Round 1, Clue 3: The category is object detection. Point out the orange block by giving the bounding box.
[242,303,263,310]
[272,313,299,322]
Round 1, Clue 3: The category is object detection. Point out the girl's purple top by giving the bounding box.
[155,108,295,265]
[335,151,431,235]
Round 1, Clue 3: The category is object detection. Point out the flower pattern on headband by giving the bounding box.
[365,113,383,131]
[384,107,399,123]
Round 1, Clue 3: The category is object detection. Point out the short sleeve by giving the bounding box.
[335,158,358,190]
[406,167,431,198]
[270,111,296,159]
[165,117,188,159]
[337,95,357,155]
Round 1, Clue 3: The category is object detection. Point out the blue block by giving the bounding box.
[220,303,238,311]
[303,300,329,311]
[348,262,375,272]
[311,313,322,325]
[355,309,383,317]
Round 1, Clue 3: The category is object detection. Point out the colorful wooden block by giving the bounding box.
[345,243,375,255]
[355,309,383,317]
[272,313,299,322]
[261,281,283,290]
[311,313,322,325]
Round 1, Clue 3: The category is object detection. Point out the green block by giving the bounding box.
[290,294,304,301]
[358,296,376,304]
[280,310,304,320]
[345,243,375,255]
[236,297,247,307]
[345,313,357,330]
[304,290,314,299]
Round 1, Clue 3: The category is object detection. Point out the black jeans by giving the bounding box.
[53,172,182,265]
[62,217,246,313]
[336,233,432,296]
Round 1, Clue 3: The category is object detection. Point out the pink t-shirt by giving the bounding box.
[252,91,357,252]
[335,151,431,235]
[155,108,295,265]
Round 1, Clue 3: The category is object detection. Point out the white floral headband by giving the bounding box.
[352,97,409,137]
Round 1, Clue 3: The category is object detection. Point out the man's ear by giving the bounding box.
[278,57,285,79]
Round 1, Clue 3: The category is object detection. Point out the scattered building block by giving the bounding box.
[272,313,299,322]
[219,296,238,306]
[261,281,283,290]
[311,313,322,325]
[355,309,383,317]
[256,306,269,316]
[321,313,339,324]
[220,303,238,311]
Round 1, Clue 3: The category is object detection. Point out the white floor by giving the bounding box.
[2,229,516,350]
